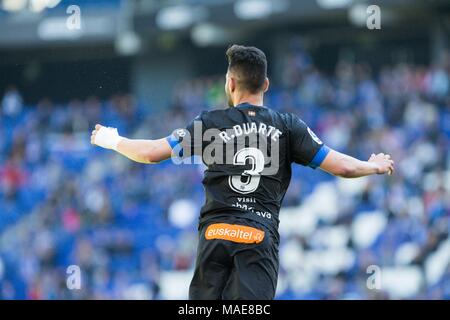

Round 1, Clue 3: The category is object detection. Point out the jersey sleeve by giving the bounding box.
[288,114,330,168]
[166,112,205,159]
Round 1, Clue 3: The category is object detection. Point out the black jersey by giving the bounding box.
[166,103,330,238]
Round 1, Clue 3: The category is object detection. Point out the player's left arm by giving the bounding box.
[90,124,172,164]
[319,149,394,178]
[289,114,394,178]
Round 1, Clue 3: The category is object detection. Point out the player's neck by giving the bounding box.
[233,93,264,107]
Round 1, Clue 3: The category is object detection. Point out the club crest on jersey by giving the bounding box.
[307,127,323,145]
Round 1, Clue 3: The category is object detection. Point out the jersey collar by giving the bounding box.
[234,102,265,109]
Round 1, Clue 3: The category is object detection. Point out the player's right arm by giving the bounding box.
[90,124,172,164]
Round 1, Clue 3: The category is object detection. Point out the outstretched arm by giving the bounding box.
[319,149,394,178]
[90,124,172,164]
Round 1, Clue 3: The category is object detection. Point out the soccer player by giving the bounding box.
[91,45,394,300]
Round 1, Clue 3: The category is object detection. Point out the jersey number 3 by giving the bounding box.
[228,147,265,194]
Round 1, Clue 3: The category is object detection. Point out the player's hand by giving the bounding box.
[90,124,123,150]
[368,153,394,175]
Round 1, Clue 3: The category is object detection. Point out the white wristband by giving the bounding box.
[94,126,123,151]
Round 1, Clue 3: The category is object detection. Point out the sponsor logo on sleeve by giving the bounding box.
[307,127,323,145]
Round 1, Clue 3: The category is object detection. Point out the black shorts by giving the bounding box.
[189,216,279,300]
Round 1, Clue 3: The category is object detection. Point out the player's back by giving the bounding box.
[170,102,328,237]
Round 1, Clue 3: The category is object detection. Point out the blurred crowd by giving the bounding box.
[0,47,449,299]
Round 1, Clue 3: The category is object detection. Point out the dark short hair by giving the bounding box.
[226,44,267,93]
